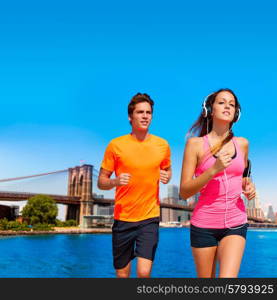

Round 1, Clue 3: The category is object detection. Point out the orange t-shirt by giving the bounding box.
[101,134,171,222]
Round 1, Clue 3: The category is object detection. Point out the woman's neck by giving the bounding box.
[209,125,230,141]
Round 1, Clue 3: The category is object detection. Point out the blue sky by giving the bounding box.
[0,0,276,214]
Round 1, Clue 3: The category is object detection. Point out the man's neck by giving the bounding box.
[131,129,149,141]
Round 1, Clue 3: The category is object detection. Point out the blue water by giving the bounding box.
[0,228,276,278]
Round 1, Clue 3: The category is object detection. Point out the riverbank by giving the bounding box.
[0,226,112,236]
[160,222,277,228]
[1,223,277,236]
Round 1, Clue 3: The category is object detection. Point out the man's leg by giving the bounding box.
[116,261,132,278]
[137,257,153,278]
[112,220,136,278]
[135,217,159,278]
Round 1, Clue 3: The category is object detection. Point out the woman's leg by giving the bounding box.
[217,235,246,278]
[191,246,218,278]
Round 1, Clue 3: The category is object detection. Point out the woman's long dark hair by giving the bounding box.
[187,88,241,155]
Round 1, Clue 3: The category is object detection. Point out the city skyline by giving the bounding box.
[164,184,276,224]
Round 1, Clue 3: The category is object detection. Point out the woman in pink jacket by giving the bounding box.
[180,88,256,278]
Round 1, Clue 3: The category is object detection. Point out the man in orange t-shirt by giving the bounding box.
[98,93,171,278]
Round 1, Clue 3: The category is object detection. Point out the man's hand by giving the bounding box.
[243,178,256,200]
[98,169,131,190]
[160,170,170,184]
[114,173,131,186]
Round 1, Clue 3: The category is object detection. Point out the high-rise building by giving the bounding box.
[160,196,171,223]
[245,190,265,220]
[187,193,199,208]
[160,184,191,224]
[267,205,275,222]
[247,190,261,209]
[161,184,178,222]
[168,184,179,199]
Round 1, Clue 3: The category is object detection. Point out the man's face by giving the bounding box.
[129,101,152,131]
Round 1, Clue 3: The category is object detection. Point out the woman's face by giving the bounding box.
[212,91,236,123]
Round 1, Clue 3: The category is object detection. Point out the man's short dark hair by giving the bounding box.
[128,93,154,117]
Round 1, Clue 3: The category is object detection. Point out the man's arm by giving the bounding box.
[97,168,131,190]
[97,168,116,190]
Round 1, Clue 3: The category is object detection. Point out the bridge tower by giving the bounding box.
[66,164,94,226]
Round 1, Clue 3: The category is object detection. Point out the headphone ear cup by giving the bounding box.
[202,100,211,118]
[207,105,212,118]
[202,93,214,118]
[202,105,207,117]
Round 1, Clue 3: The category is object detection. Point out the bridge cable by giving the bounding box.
[0,169,68,183]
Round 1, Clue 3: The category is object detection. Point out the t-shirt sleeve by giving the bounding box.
[101,142,116,172]
[160,143,171,170]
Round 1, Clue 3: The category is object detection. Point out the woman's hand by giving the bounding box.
[211,150,232,175]
[243,179,256,200]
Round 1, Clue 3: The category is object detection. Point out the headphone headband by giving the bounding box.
[202,93,214,118]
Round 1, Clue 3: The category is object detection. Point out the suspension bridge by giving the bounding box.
[0,164,268,227]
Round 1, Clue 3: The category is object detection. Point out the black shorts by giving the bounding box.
[112,217,159,270]
[190,223,248,248]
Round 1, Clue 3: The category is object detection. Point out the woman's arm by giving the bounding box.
[237,137,256,200]
[237,137,249,169]
[179,138,231,200]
